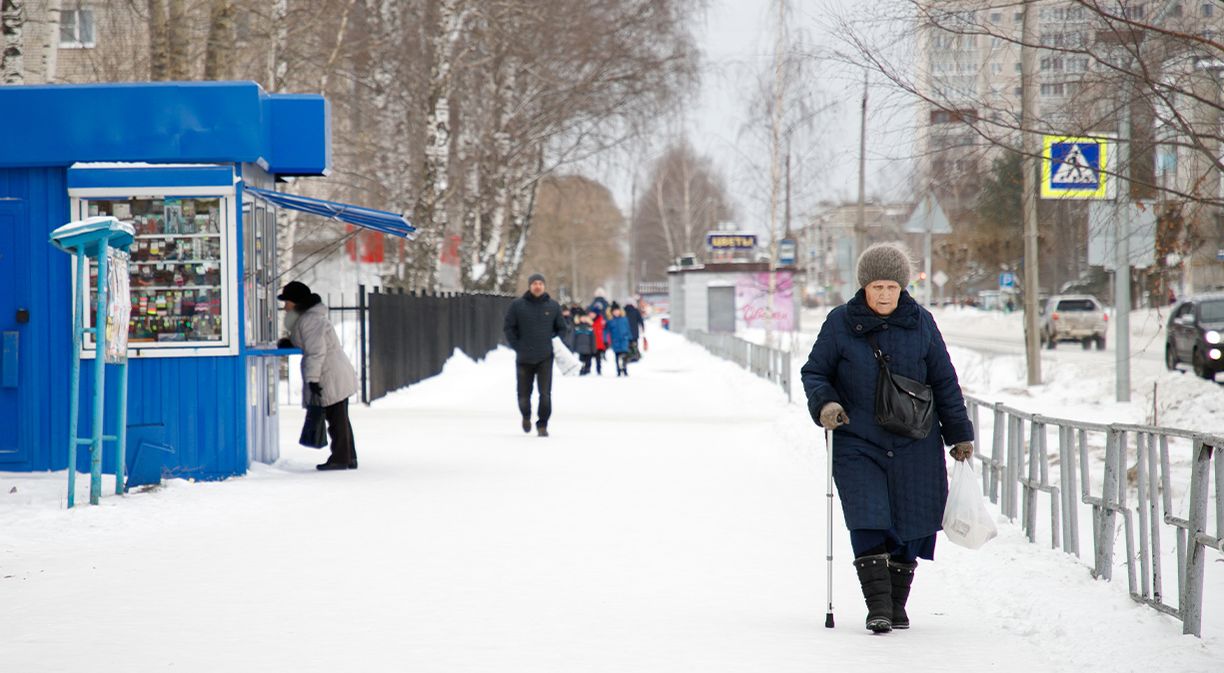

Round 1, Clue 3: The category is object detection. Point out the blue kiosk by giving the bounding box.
[0,82,412,488]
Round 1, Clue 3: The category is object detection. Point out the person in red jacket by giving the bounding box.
[591,311,607,376]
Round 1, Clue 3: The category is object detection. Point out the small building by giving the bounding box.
[0,82,409,483]
[668,262,803,335]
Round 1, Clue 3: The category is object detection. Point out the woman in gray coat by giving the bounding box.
[278,281,360,470]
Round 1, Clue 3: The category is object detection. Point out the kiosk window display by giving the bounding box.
[72,190,239,356]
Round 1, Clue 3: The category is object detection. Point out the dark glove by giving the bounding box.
[277,337,293,348]
[308,381,323,405]
[950,442,973,462]
[819,402,849,430]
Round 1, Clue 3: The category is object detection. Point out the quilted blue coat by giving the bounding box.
[801,289,973,541]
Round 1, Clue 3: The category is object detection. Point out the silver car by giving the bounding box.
[1040,294,1108,350]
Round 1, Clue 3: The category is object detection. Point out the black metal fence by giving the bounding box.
[365,286,513,403]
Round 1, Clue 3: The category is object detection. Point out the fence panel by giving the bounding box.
[963,393,1222,636]
[367,289,513,403]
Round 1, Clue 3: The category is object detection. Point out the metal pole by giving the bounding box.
[66,249,84,508]
[115,359,128,495]
[1115,96,1132,402]
[855,70,868,263]
[359,283,368,405]
[825,428,835,628]
[1021,1,1042,386]
[923,198,933,306]
[90,248,109,506]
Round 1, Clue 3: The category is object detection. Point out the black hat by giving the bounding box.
[528,273,546,285]
[277,280,312,303]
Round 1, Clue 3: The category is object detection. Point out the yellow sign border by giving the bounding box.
[1040,135,1109,199]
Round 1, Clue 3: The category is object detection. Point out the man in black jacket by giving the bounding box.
[504,273,567,437]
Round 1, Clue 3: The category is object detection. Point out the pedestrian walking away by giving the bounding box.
[800,242,975,634]
[504,273,567,437]
[277,280,361,471]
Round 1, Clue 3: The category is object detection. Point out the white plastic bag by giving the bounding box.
[942,460,998,549]
[551,336,581,376]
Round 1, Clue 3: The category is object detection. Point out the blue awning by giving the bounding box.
[244,185,415,238]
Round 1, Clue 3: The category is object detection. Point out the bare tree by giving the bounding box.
[631,140,735,281]
[519,175,626,301]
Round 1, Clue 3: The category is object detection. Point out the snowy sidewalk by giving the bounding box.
[1,328,1221,672]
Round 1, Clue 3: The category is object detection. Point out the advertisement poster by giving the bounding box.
[105,248,131,363]
[736,271,794,331]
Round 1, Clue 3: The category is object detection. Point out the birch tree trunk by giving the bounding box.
[267,0,288,91]
[40,0,59,82]
[147,0,168,80]
[411,0,469,290]
[1,0,24,84]
[166,0,188,79]
[204,0,234,80]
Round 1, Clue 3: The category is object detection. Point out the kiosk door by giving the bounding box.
[0,200,27,464]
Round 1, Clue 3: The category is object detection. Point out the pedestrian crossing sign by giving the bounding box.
[1041,136,1112,199]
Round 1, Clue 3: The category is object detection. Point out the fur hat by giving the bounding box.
[856,243,912,288]
[527,273,546,286]
[277,280,312,303]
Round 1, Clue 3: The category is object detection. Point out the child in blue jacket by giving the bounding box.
[604,305,633,376]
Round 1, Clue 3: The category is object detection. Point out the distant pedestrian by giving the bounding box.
[800,242,974,633]
[605,304,632,376]
[591,310,607,376]
[623,299,646,362]
[277,281,360,471]
[573,310,596,375]
[504,273,567,437]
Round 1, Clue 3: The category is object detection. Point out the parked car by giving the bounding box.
[1039,294,1108,350]
[1165,293,1224,380]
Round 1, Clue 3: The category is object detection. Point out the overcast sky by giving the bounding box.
[686,0,916,233]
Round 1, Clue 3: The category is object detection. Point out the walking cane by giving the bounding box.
[825,428,835,628]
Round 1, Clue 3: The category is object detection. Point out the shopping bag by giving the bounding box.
[942,460,997,549]
[552,336,582,376]
[299,405,329,449]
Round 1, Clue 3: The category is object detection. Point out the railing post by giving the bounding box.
[1096,429,1121,580]
[1182,439,1213,637]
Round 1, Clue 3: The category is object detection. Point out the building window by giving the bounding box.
[60,8,96,48]
[1205,3,1215,17]
[991,11,1003,22]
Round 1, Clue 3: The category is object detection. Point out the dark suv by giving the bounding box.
[1165,293,1224,380]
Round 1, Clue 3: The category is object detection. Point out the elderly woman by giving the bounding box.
[801,243,974,634]
[277,280,360,471]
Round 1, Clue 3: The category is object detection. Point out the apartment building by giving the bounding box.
[916,0,1224,292]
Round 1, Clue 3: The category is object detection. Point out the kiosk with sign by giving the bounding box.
[0,82,412,491]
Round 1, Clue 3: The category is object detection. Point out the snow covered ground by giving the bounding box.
[2,325,1222,671]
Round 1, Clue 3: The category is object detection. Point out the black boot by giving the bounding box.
[888,559,917,629]
[853,553,893,633]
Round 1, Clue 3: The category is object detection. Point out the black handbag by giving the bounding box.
[299,405,329,449]
[865,332,934,440]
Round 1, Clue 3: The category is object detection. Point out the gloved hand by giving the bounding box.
[949,442,973,462]
[277,337,293,348]
[308,381,323,405]
[819,402,850,430]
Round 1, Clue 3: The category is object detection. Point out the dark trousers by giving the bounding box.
[594,349,605,374]
[615,352,629,375]
[516,356,554,427]
[323,398,357,466]
[579,354,593,374]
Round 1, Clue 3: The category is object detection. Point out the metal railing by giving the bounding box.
[683,330,791,401]
[964,393,1223,636]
